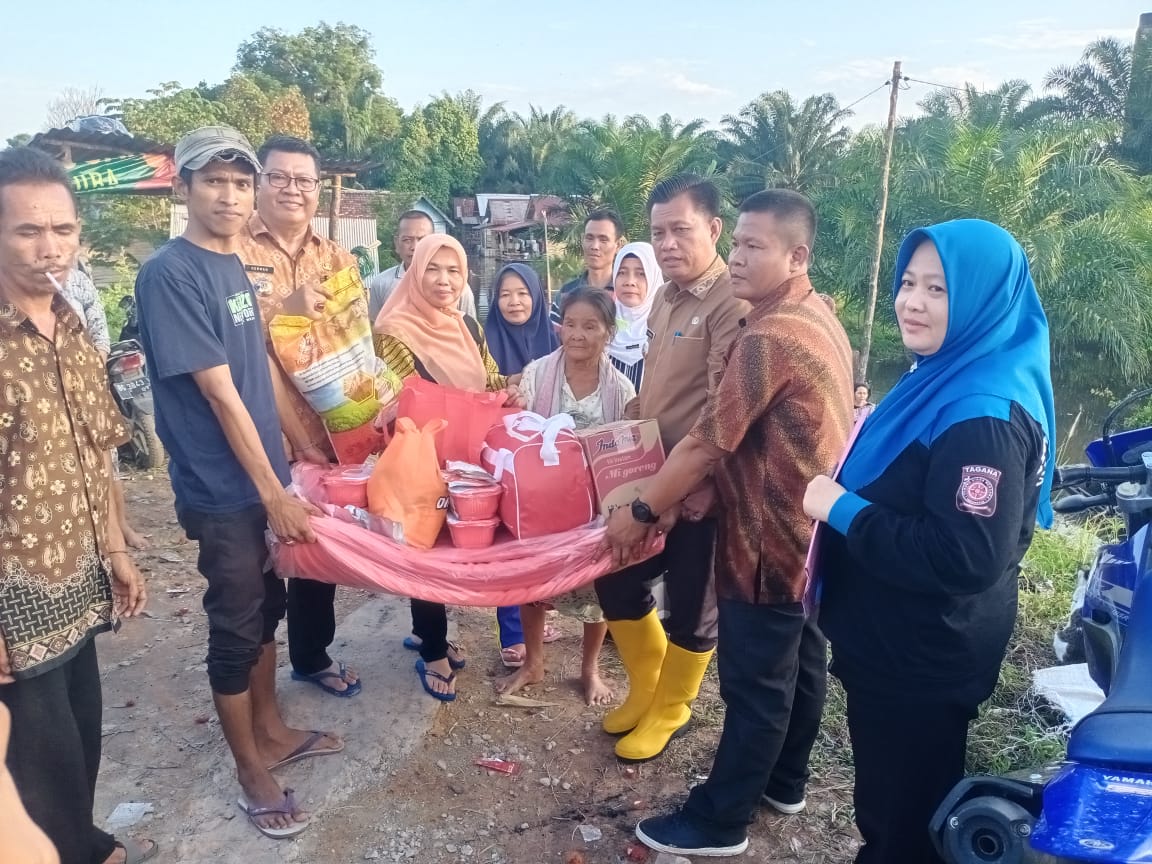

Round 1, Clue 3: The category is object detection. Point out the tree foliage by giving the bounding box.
[388,94,482,208]
[235,22,399,158]
[44,86,109,129]
[112,76,310,146]
[16,19,1146,387]
[722,90,853,197]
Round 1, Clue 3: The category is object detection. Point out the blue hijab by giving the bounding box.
[484,263,559,375]
[839,219,1056,527]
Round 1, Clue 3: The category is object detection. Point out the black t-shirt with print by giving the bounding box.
[136,237,290,514]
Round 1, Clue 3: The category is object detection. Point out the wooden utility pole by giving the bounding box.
[856,60,903,382]
[328,174,344,242]
[541,209,552,304]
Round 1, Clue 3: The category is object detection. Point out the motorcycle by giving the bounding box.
[107,332,165,471]
[932,393,1152,863]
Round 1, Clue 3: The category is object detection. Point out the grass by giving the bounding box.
[807,517,1112,782]
[967,518,1111,774]
[655,518,1108,790]
[588,518,1112,862]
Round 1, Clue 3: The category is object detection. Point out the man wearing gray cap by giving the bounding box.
[135,126,340,839]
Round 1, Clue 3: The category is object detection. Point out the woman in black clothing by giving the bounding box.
[803,219,1055,864]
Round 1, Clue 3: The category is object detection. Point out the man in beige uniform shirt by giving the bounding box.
[593,175,749,762]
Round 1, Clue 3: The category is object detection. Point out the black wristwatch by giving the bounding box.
[631,498,659,524]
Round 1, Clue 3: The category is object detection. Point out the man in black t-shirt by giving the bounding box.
[136,126,340,840]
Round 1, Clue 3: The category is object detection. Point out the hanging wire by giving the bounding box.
[904,76,968,94]
[842,81,892,112]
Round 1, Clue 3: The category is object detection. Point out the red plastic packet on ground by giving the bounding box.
[474,758,522,776]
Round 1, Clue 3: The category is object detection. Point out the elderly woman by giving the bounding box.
[803,219,1055,864]
[374,234,521,701]
[494,287,636,706]
[608,242,663,391]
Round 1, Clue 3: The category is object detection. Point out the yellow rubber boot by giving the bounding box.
[615,644,713,762]
[601,611,669,735]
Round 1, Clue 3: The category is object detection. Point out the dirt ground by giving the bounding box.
[92,471,862,863]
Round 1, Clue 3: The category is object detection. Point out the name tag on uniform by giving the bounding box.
[243,264,274,275]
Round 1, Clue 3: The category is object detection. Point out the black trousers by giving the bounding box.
[595,518,719,652]
[844,686,976,864]
[0,639,117,864]
[410,599,449,663]
[287,578,337,675]
[682,600,827,834]
[178,504,287,695]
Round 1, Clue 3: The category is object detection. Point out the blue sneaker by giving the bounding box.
[635,811,749,857]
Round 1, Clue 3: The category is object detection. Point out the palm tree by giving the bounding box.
[516,105,579,192]
[917,80,1051,129]
[554,113,719,243]
[894,117,1152,382]
[1044,37,1132,123]
[721,90,853,198]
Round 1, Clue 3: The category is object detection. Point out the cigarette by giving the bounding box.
[45,271,64,291]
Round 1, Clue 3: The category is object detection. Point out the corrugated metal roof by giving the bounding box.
[485,197,531,226]
[29,128,171,160]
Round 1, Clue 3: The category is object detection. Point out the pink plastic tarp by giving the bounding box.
[269,464,661,607]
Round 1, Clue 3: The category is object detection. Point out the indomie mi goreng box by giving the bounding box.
[575,419,666,518]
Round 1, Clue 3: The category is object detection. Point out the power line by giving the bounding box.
[842,82,892,113]
[904,76,969,94]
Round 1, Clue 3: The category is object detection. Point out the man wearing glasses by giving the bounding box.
[239,134,364,699]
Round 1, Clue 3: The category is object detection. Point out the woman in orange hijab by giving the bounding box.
[374,234,522,701]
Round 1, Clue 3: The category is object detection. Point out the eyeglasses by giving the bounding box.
[261,171,320,192]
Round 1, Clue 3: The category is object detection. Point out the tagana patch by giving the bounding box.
[957,464,1002,517]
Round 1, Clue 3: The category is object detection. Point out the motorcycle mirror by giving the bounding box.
[118,295,134,309]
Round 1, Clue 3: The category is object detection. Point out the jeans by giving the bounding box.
[595,518,719,652]
[845,686,976,864]
[287,578,337,675]
[178,504,287,695]
[0,639,117,864]
[683,600,827,833]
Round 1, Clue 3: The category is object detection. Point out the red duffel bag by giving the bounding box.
[395,378,517,466]
[481,412,596,540]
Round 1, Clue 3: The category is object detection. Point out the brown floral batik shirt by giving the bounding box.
[690,275,854,605]
[0,295,128,677]
[240,214,363,461]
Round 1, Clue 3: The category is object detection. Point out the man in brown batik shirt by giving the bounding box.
[0,147,151,864]
[605,190,853,858]
[239,134,363,698]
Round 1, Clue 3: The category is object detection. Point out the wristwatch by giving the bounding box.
[631,498,659,524]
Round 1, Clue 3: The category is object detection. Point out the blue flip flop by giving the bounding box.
[291,661,362,697]
[403,637,467,670]
[415,658,457,702]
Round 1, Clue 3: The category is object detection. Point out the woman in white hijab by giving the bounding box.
[608,242,663,391]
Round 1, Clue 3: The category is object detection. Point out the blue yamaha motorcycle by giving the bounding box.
[932,389,1152,863]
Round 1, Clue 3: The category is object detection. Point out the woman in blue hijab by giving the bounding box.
[803,220,1054,864]
[483,263,560,666]
[484,263,559,376]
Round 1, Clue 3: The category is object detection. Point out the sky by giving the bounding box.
[0,1,1145,145]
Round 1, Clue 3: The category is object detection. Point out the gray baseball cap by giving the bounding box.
[174,126,261,174]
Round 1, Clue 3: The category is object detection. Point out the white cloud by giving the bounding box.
[979,18,1130,53]
[613,62,731,99]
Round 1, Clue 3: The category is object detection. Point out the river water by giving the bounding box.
[867,356,1122,464]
